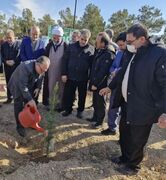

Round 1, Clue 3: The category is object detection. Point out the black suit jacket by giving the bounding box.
[109,43,166,125]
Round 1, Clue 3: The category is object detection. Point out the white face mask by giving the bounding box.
[127,44,137,53]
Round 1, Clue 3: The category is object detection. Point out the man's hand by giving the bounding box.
[91,85,97,91]
[62,75,67,83]
[27,100,37,110]
[6,60,15,66]
[99,87,111,96]
[111,71,116,79]
[158,113,166,128]
[34,88,40,97]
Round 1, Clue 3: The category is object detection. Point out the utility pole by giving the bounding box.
[73,0,77,29]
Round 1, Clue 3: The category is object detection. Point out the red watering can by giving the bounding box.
[19,104,44,132]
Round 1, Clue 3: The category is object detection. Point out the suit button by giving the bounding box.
[132,61,134,64]
[126,121,130,124]
[128,92,131,95]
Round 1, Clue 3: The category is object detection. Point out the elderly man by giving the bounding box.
[42,26,67,111]
[62,29,94,118]
[100,24,166,174]
[8,56,50,137]
[20,26,45,61]
[70,30,81,44]
[1,29,21,104]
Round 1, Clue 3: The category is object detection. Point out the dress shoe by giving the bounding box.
[3,99,12,104]
[101,128,116,135]
[91,122,102,129]
[17,127,26,137]
[62,111,71,117]
[111,156,127,165]
[116,164,140,175]
[77,111,83,119]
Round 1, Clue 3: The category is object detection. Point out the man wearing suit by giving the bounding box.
[8,56,50,137]
[1,30,21,103]
[20,26,45,62]
[100,24,166,174]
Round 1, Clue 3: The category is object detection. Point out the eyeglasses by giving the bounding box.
[126,38,137,45]
[38,64,47,73]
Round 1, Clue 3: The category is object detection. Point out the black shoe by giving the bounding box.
[77,111,83,119]
[116,164,140,175]
[91,122,102,129]
[3,99,12,104]
[0,104,2,108]
[17,127,26,137]
[86,117,96,122]
[101,128,116,135]
[62,111,71,117]
[111,156,127,165]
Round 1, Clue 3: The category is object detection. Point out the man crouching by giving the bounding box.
[8,56,50,137]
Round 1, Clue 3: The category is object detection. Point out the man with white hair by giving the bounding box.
[20,26,45,61]
[42,26,67,111]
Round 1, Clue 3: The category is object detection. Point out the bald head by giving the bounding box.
[35,56,50,75]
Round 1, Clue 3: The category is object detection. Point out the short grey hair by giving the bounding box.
[6,29,15,36]
[80,29,91,39]
[72,30,81,36]
[36,56,50,65]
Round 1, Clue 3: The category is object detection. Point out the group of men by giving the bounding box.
[0,23,166,174]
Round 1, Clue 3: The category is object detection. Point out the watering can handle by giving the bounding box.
[26,100,37,110]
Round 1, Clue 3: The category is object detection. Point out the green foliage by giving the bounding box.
[45,84,59,156]
[108,9,135,38]
[0,13,7,38]
[58,7,75,28]
[137,5,165,33]
[21,8,36,35]
[78,3,105,44]
[38,14,55,35]
[0,4,166,43]
[7,15,22,38]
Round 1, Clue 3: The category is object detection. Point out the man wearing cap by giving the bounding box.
[42,26,67,111]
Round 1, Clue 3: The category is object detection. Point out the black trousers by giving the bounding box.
[92,90,106,124]
[4,65,17,100]
[119,103,153,167]
[14,97,27,129]
[63,79,87,112]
